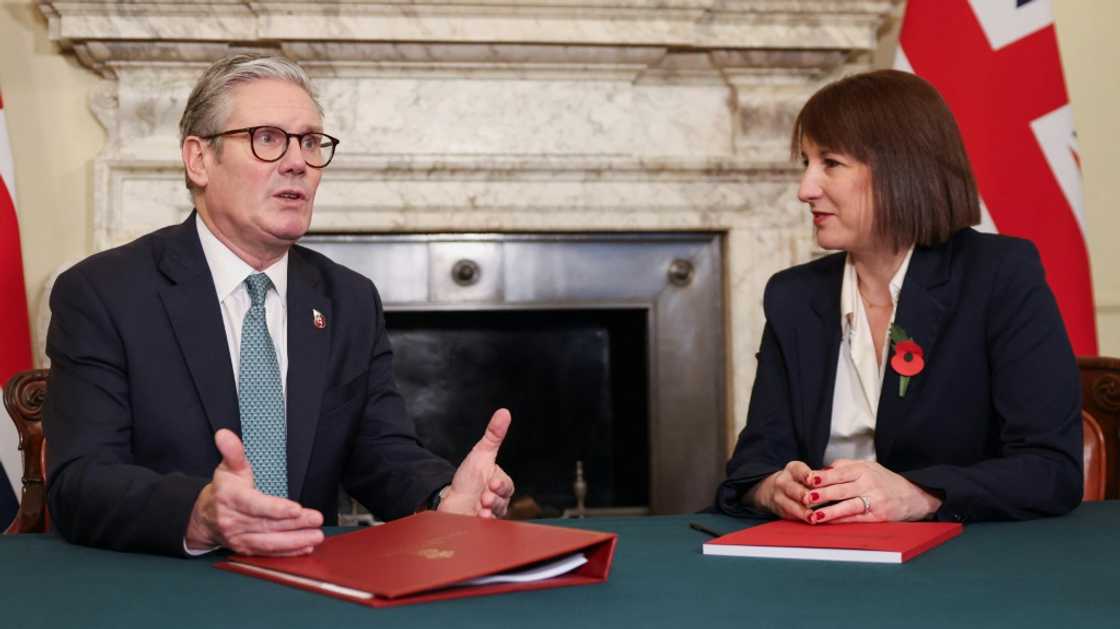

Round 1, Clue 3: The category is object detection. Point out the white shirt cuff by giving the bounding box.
[183,538,220,557]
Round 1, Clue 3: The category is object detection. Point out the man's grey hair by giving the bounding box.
[179,52,323,189]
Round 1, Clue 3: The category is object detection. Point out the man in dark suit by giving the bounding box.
[44,53,514,557]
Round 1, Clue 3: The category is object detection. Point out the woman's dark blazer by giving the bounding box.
[717,228,1083,522]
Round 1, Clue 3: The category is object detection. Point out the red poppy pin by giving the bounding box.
[888,324,924,398]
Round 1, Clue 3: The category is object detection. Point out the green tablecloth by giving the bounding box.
[3,502,1117,628]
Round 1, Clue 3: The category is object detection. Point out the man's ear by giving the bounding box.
[182,137,209,189]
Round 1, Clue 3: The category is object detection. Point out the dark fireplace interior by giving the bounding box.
[386,308,649,518]
[310,232,723,520]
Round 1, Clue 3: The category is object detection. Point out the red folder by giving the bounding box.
[703,520,962,564]
[216,511,617,607]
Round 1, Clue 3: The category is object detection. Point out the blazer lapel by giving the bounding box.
[801,255,844,468]
[875,237,957,458]
[285,248,332,502]
[157,213,240,437]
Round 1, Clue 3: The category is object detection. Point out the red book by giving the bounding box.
[702,520,962,564]
[216,511,617,607]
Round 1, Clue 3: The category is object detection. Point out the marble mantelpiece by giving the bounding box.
[40,0,899,447]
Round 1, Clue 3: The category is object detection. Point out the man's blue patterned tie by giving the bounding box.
[238,273,287,497]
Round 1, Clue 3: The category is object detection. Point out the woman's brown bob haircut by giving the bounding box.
[792,69,981,251]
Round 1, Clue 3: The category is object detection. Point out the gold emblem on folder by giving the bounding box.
[416,548,455,560]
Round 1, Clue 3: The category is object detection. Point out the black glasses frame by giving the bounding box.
[201,126,341,168]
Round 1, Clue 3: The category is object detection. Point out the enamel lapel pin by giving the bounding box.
[313,309,326,329]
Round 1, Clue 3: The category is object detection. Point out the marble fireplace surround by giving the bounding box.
[40,0,897,456]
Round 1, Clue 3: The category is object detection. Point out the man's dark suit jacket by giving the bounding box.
[718,228,1083,522]
[44,214,455,555]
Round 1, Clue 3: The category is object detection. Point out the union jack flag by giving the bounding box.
[897,0,1097,355]
[0,89,31,527]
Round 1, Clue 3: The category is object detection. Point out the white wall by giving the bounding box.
[0,0,105,362]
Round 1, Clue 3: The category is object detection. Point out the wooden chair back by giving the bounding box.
[3,369,49,534]
[1083,410,1107,501]
[1078,357,1120,499]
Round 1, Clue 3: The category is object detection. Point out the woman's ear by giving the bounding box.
[181,137,209,189]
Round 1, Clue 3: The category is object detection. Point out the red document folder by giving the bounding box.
[216,511,617,607]
[702,520,962,564]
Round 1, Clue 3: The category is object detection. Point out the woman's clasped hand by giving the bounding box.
[750,459,942,524]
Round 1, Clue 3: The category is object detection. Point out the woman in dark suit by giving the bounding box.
[717,69,1082,524]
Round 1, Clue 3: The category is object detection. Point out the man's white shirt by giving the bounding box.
[195,217,289,397]
[184,216,290,555]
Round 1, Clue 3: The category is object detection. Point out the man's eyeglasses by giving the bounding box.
[201,126,340,168]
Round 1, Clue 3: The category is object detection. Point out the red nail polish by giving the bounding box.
[810,492,820,502]
[813,477,822,486]
[815,511,826,521]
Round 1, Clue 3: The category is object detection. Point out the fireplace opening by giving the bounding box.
[387,308,650,517]
[306,232,724,520]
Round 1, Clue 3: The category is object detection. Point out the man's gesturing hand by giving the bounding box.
[438,408,516,518]
[184,429,324,556]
